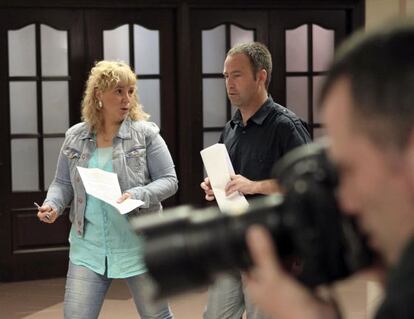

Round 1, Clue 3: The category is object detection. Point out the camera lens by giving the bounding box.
[134,143,373,300]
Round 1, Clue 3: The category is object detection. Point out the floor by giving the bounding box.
[0,274,383,319]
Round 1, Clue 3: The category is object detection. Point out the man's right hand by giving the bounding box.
[200,177,215,201]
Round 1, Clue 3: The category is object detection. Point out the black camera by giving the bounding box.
[133,142,373,300]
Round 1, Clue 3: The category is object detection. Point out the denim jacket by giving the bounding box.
[44,118,178,237]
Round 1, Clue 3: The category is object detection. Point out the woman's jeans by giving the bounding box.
[64,261,173,319]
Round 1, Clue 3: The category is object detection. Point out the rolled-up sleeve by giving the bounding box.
[44,143,74,214]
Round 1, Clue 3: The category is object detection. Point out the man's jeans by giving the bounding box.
[64,261,173,319]
[203,272,268,319]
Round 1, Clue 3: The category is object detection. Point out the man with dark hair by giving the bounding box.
[244,19,414,319]
[201,42,310,318]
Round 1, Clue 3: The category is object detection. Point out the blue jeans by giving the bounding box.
[64,261,173,319]
[203,272,268,319]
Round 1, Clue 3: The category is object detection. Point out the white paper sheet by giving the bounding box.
[77,166,144,214]
[200,143,249,214]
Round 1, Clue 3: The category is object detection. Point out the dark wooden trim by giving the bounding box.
[285,71,328,76]
[136,74,162,79]
[1,250,69,282]
[349,0,365,34]
[0,0,364,9]
[203,73,224,78]
[9,76,71,81]
[35,23,45,190]
[158,9,178,207]
[128,23,135,70]
[176,2,190,207]
[307,23,314,138]
[225,24,232,122]
[0,10,12,277]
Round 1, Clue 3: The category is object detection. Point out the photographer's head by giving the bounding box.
[320,20,414,265]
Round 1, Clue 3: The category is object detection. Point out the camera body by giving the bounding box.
[133,143,373,299]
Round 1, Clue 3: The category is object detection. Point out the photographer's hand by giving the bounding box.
[245,225,339,319]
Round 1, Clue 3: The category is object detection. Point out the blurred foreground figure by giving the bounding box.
[245,18,414,319]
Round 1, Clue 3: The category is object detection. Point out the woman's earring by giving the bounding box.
[97,100,103,109]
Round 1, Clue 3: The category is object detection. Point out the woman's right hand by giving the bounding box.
[37,204,59,224]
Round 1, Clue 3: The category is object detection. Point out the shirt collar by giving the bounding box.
[230,96,274,128]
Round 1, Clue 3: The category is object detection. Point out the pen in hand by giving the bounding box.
[34,202,51,220]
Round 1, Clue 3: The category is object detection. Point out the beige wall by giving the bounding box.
[366,0,414,29]
[408,0,414,12]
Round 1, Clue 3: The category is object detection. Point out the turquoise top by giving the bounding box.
[69,146,146,278]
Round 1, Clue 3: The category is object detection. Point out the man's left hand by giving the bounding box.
[225,174,256,196]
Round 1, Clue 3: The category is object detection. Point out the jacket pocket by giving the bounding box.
[63,147,81,159]
[62,147,81,170]
[125,145,146,170]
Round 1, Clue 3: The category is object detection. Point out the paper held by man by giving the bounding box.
[77,166,144,214]
[200,143,249,214]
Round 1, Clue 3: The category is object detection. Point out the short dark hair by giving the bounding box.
[227,42,272,90]
[320,19,414,150]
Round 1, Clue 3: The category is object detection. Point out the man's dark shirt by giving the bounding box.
[219,96,311,194]
[375,237,414,318]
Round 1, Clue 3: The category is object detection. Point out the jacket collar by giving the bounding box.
[81,118,133,140]
[117,118,133,139]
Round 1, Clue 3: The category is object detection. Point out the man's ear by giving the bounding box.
[258,69,267,86]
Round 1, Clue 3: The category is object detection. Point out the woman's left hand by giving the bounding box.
[117,192,132,203]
